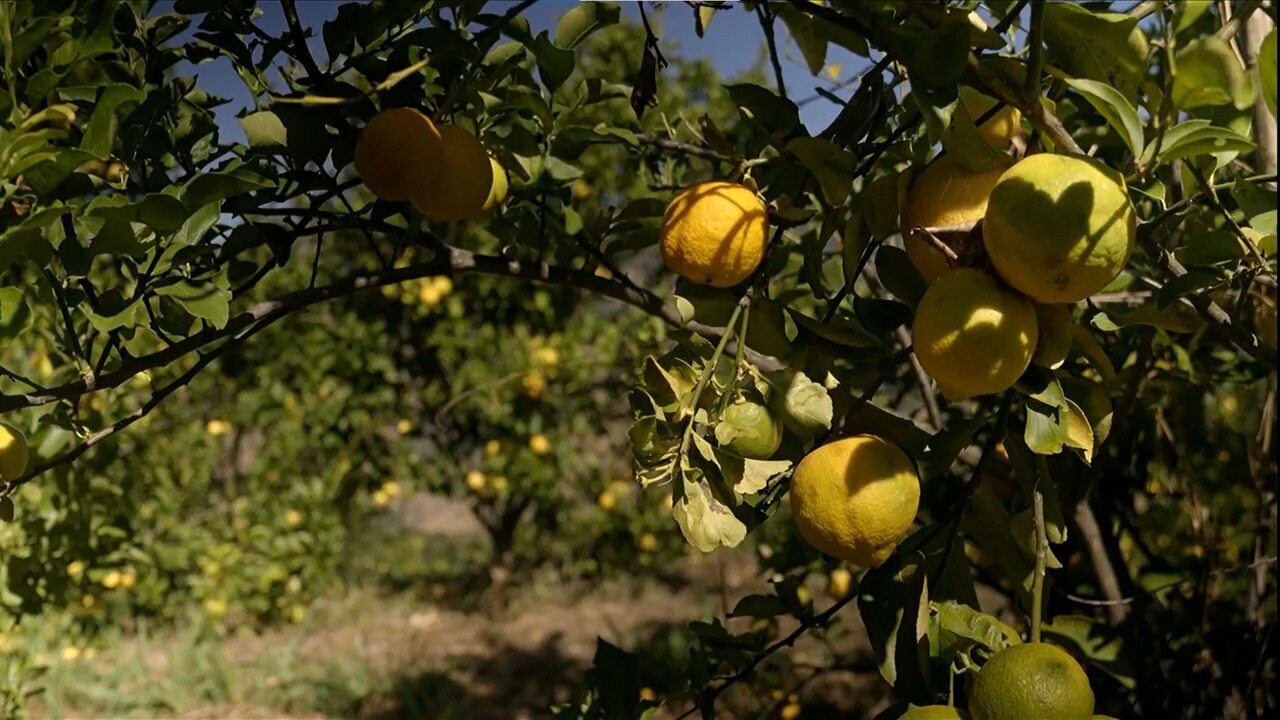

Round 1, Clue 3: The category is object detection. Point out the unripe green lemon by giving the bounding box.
[720,400,783,460]
[970,642,1095,720]
[983,154,1136,303]
[912,268,1038,401]
[903,705,968,720]
[790,435,919,568]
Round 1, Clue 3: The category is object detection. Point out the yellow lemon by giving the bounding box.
[101,570,122,589]
[484,440,502,456]
[371,490,390,508]
[81,595,97,609]
[355,108,444,202]
[203,597,229,620]
[901,157,1005,283]
[411,124,493,222]
[419,284,442,306]
[120,569,137,589]
[826,567,853,599]
[465,470,487,492]
[902,706,967,720]
[478,157,508,215]
[970,642,1094,720]
[432,276,453,297]
[780,702,802,720]
[790,435,920,568]
[639,687,658,703]
[382,480,401,498]
[659,181,768,288]
[532,346,560,367]
[529,433,551,455]
[638,532,659,552]
[284,509,304,528]
[396,418,412,435]
[959,85,1021,150]
[67,560,85,578]
[60,646,81,661]
[205,419,231,437]
[573,179,592,201]
[598,490,616,512]
[983,154,1136,303]
[522,370,546,399]
[491,475,508,493]
[912,268,1038,401]
[1032,303,1074,369]
[0,423,29,481]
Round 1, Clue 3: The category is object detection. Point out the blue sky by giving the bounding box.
[166,1,873,143]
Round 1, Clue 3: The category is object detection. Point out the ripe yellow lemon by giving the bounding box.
[902,705,966,720]
[1032,303,1074,369]
[355,108,444,202]
[983,154,1136,303]
[970,642,1094,720]
[719,399,783,460]
[959,85,1021,150]
[912,268,1038,401]
[825,567,853,599]
[479,157,508,215]
[529,433,551,455]
[901,157,1005,283]
[659,181,768,288]
[0,423,29,481]
[412,124,494,222]
[790,435,920,568]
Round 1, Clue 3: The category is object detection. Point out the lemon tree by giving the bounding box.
[0,1,1276,719]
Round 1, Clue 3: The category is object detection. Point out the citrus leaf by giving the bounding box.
[1064,78,1144,160]
[929,600,1021,653]
[771,371,832,438]
[0,288,32,340]
[1173,36,1255,110]
[1043,2,1149,102]
[239,110,288,148]
[788,137,855,205]
[553,2,619,49]
[1259,28,1277,118]
[672,476,747,552]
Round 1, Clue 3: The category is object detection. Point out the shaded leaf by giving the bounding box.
[1064,78,1144,160]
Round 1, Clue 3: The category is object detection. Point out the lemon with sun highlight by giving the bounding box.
[912,268,1038,401]
[659,181,768,288]
[900,157,1005,283]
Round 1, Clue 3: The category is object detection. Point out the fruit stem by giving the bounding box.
[1031,489,1048,643]
[715,294,753,418]
[680,301,745,457]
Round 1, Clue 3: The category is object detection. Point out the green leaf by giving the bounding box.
[181,171,271,209]
[1175,1,1214,35]
[1259,28,1277,118]
[92,194,190,235]
[0,288,32,340]
[770,371,833,438]
[729,594,787,618]
[532,31,575,94]
[961,484,1034,605]
[672,476,746,552]
[716,454,791,497]
[885,14,970,90]
[929,600,1021,653]
[875,245,926,310]
[1043,615,1136,690]
[1173,36,1255,110]
[153,279,231,329]
[1064,78,1144,160]
[788,137,855,205]
[553,2,619,49]
[858,554,931,699]
[1144,120,1254,167]
[726,83,801,138]
[1043,2,1149,102]
[240,110,288,148]
[79,84,146,159]
[778,8,828,76]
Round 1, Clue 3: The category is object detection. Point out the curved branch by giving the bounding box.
[0,242,782,415]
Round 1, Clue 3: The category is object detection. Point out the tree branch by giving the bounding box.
[280,0,324,82]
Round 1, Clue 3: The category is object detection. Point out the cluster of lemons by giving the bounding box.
[383,273,455,308]
[464,470,509,497]
[899,98,1136,401]
[522,340,561,400]
[355,108,508,221]
[370,479,402,508]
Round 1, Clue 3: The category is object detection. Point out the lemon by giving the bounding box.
[479,157,508,215]
[780,702,802,720]
[412,124,494,222]
[465,471,487,492]
[659,181,768,288]
[902,706,967,720]
[120,569,137,589]
[970,642,1095,720]
[205,419,231,437]
[355,108,444,202]
[484,440,502,456]
[983,154,1136,303]
[0,423,29,481]
[826,567,853,599]
[790,435,920,568]
[529,434,551,455]
[101,570,121,589]
[720,399,783,459]
[959,85,1021,150]
[598,490,616,512]
[67,560,85,578]
[901,157,1005,283]
[639,687,658,703]
[638,532,659,552]
[912,268,1038,401]
[522,370,546,399]
[203,597,229,620]
[1032,303,1074,369]
[491,476,509,493]
[284,509,304,528]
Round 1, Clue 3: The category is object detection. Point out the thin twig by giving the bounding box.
[756,3,788,99]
